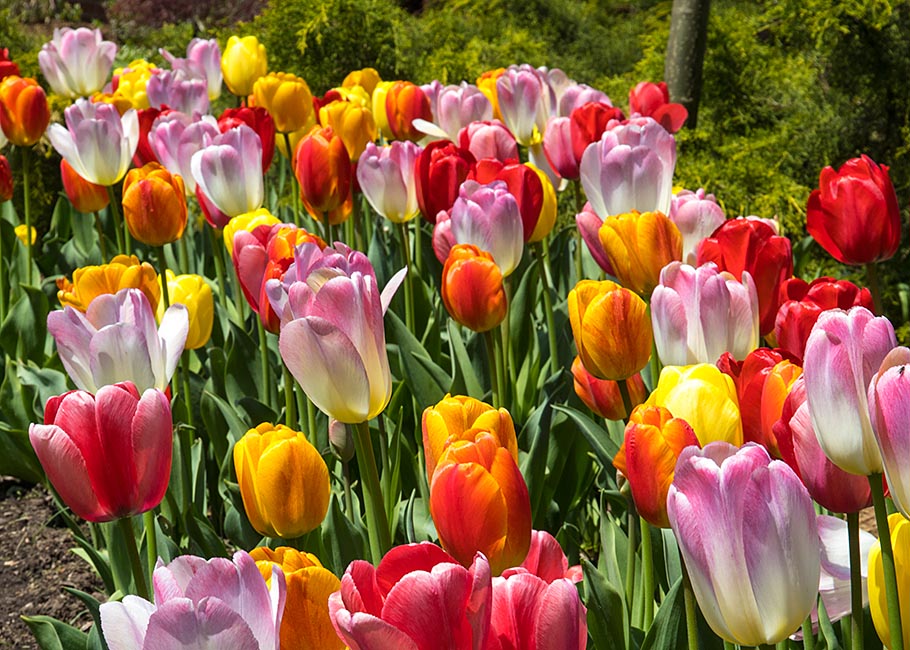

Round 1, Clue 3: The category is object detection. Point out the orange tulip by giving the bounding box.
[441,244,508,333]
[57,254,160,312]
[571,356,648,421]
[295,126,352,225]
[61,159,109,213]
[598,210,682,296]
[429,433,531,576]
[384,81,431,142]
[568,279,652,381]
[122,162,187,247]
[613,405,699,528]
[318,99,376,161]
[759,359,802,457]
[0,76,50,147]
[422,393,517,481]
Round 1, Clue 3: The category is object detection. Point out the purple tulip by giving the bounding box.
[39,27,116,98]
[867,346,910,518]
[668,442,821,645]
[160,38,222,101]
[149,111,220,194]
[356,141,422,223]
[496,65,556,146]
[457,120,518,163]
[191,125,264,221]
[146,69,210,116]
[100,551,285,650]
[669,188,726,264]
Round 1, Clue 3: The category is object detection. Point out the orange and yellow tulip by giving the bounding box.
[57,254,160,312]
[0,76,50,147]
[252,72,315,134]
[122,162,187,247]
[318,98,376,161]
[441,244,508,333]
[384,81,431,142]
[61,159,109,214]
[598,210,682,296]
[571,357,647,421]
[476,68,505,121]
[295,126,352,225]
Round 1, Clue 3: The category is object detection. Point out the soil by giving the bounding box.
[0,478,103,650]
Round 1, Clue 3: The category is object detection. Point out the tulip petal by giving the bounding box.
[99,595,155,650]
[330,605,419,650]
[47,308,97,392]
[130,389,173,514]
[143,597,260,649]
[89,323,159,392]
[535,578,587,650]
[158,303,190,386]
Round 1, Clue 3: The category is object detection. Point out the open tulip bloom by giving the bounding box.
[39,27,116,98]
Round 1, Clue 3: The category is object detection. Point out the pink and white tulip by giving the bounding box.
[191,125,264,226]
[415,82,492,142]
[558,84,611,118]
[867,346,910,518]
[496,65,555,146]
[38,27,116,98]
[542,116,577,180]
[575,202,614,275]
[356,141,422,223]
[160,38,222,101]
[146,69,210,116]
[669,188,726,264]
[149,111,221,194]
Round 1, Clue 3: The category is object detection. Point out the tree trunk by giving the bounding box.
[664,0,711,129]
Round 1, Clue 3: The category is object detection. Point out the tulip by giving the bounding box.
[329,542,492,648]
[696,216,793,336]
[149,111,221,194]
[356,141,421,222]
[158,271,213,350]
[0,48,20,80]
[218,105,276,174]
[14,224,35,246]
[132,107,162,167]
[47,99,139,186]
[441,244,508,334]
[570,101,625,165]
[774,376,872,513]
[48,288,188,394]
[234,423,330,539]
[252,547,344,650]
[145,69,210,115]
[543,115,577,180]
[383,80,432,142]
[807,154,901,265]
[414,140,476,224]
[100,550,285,650]
[221,35,267,97]
[477,67,505,119]
[295,126,352,225]
[121,162,187,247]
[628,81,688,133]
[599,210,682,296]
[0,154,12,202]
[39,27,116,98]
[667,442,821,645]
[803,306,896,476]
[60,158,108,214]
[56,254,161,312]
[342,67,380,95]
[108,59,156,110]
[470,158,554,242]
[252,72,315,134]
[575,203,614,274]
[29,382,171,522]
[224,207,281,255]
[318,97,377,161]
[668,188,726,264]
[646,364,742,446]
[430,434,531,575]
[266,242,404,423]
[559,85,612,117]
[571,357,647,420]
[868,513,910,650]
[867,347,910,519]
[160,38,222,100]
[613,405,699,527]
[518,529,583,584]
[191,124,264,227]
[415,82,492,142]
[458,119,519,163]
[0,76,50,147]
[774,276,873,362]
[496,65,555,146]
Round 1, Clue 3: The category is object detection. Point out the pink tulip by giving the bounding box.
[580,116,677,219]
[457,120,519,163]
[191,125,264,227]
[867,346,910,518]
[100,550,285,650]
[160,38,222,101]
[356,141,422,223]
[149,111,220,194]
[668,442,820,645]
[803,306,896,476]
[517,530,583,584]
[542,116,577,180]
[558,84,611,117]
[146,69,210,116]
[47,288,188,394]
[496,65,555,146]
[29,382,171,523]
[668,188,726,264]
[39,27,116,98]
[489,572,586,650]
[415,82,492,142]
[575,202,614,274]
[328,542,492,650]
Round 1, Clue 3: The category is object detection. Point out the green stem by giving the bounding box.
[869,473,905,650]
[847,511,863,650]
[618,378,635,423]
[866,262,883,315]
[352,420,391,563]
[681,554,699,650]
[533,241,560,376]
[342,460,354,519]
[640,516,655,629]
[156,246,171,309]
[396,222,415,332]
[178,234,189,276]
[500,279,514,404]
[209,226,229,314]
[106,185,125,255]
[801,615,816,650]
[116,516,149,600]
[180,355,195,520]
[483,329,501,408]
[0,207,6,322]
[283,363,297,427]
[625,508,638,614]
[256,318,272,408]
[352,197,363,251]
[283,132,300,226]
[21,147,33,285]
[92,211,109,260]
[142,510,158,588]
[305,391,317,447]
[413,218,424,276]
[573,179,584,282]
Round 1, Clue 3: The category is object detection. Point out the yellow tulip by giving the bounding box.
[110,60,156,110]
[318,99,377,161]
[158,271,213,349]
[476,68,505,121]
[252,546,344,650]
[223,208,281,255]
[869,513,910,650]
[233,423,330,539]
[251,72,315,134]
[342,67,381,96]
[371,80,395,140]
[221,35,268,98]
[527,162,557,242]
[14,224,36,246]
[599,210,682,296]
[646,364,743,446]
[56,254,161,312]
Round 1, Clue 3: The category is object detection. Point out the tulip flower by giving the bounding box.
[496,65,555,146]
[295,125,352,225]
[571,357,647,420]
[158,271,213,350]
[251,547,344,650]
[47,99,139,186]
[56,254,161,312]
[559,84,612,117]
[569,101,625,164]
[613,405,699,527]
[575,203,614,274]
[441,244,508,334]
[14,224,35,246]
[542,115,577,180]
[0,76,51,147]
[383,80,432,142]
[342,67,380,95]
[0,48,20,80]
[470,158,555,242]
[569,280,652,381]
[774,376,872,513]
[149,111,221,194]
[477,67,505,119]
[234,423,330,539]
[668,442,820,646]
[774,276,873,362]
[457,119,519,163]
[430,434,531,575]
[224,208,281,255]
[318,97,377,161]
[803,306,896,476]
[599,210,683,296]
[252,72,315,135]
[132,107,162,167]
[107,59,156,110]
[221,35,268,97]
[329,542,492,648]
[0,154,12,202]
[868,513,910,650]
[39,27,116,98]
[145,69,210,115]
[29,382,171,522]
[48,288,188,394]
[414,82,492,142]
[628,81,688,133]
[696,216,793,336]
[122,162,187,247]
[867,347,910,519]
[60,158,108,214]
[518,529,583,584]
[422,393,517,481]
[191,124,264,227]
[668,188,726,264]
[414,140,476,224]
[807,154,901,265]
[160,37,222,100]
[101,550,285,650]
[646,364,742,446]
[356,141,421,223]
[219,105,276,172]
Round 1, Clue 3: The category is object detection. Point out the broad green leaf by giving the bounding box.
[21,615,87,650]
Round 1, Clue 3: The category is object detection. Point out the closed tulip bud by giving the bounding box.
[441,244,508,333]
[122,162,187,247]
[252,547,344,650]
[868,513,910,650]
[342,67,380,96]
[295,126,352,224]
[158,271,213,350]
[56,254,161,312]
[61,159,109,213]
[415,139,476,224]
[39,27,116,99]
[191,124,264,227]
[0,154,12,202]
[572,357,647,420]
[757,359,802,457]
[319,99,377,161]
[668,443,820,646]
[370,80,394,140]
[234,423,330,539]
[457,119,518,163]
[490,572,587,650]
[328,418,354,462]
[867,347,910,519]
[221,35,267,97]
[14,224,35,246]
[430,433,531,575]
[0,76,51,147]
[569,100,625,164]
[569,279,652,381]
[613,405,699,527]
[628,81,688,133]
[646,364,742,446]
[668,188,726,265]
[146,69,209,115]
[807,155,901,265]
[356,141,421,223]
[599,210,683,296]
[29,382,172,522]
[132,107,162,167]
[384,81,431,142]
[219,105,276,173]
[543,115,578,180]
[252,72,315,134]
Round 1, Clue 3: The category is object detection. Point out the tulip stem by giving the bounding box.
[681,556,700,650]
[352,420,391,563]
[801,616,816,650]
[618,379,635,422]
[208,226,229,315]
[625,508,637,614]
[106,185,125,255]
[0,210,6,322]
[533,241,560,376]
[91,211,109,260]
[847,511,863,650]
[396,222,415,332]
[640,516,655,629]
[116,516,149,600]
[283,133,300,226]
[155,246,171,309]
[500,280,515,404]
[178,234,189,276]
[869,473,905,650]
[143,510,158,588]
[256,318,272,409]
[342,461,354,519]
[20,147,33,285]
[483,329,502,408]
[283,363,297,427]
[573,179,584,282]
[865,262,883,315]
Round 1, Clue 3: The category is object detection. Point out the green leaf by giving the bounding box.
[186,512,229,558]
[640,577,685,650]
[61,588,108,650]
[446,320,483,398]
[321,494,367,576]
[22,615,88,650]
[519,398,552,526]
[584,558,628,650]
[0,284,49,363]
[385,309,451,409]
[552,404,621,469]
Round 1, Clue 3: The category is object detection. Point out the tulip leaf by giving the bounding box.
[0,361,44,482]
[0,284,49,363]
[639,577,685,650]
[584,558,628,650]
[16,363,69,419]
[61,588,108,650]
[386,309,451,408]
[519,398,552,526]
[446,320,483,399]
[552,404,621,470]
[21,615,87,650]
[200,389,250,461]
[321,494,368,576]
[186,512,229,558]
[69,539,115,595]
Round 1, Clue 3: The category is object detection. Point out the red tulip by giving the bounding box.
[0,154,12,202]
[219,105,276,173]
[806,155,901,265]
[569,101,624,163]
[628,81,688,133]
[571,357,646,421]
[414,140,476,224]
[471,158,545,241]
[0,48,20,81]
[133,107,163,167]
[0,76,50,147]
[295,126,352,225]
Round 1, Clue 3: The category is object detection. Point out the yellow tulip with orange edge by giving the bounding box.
[598,210,682,296]
[526,162,557,242]
[57,254,161,312]
[122,162,187,247]
[223,208,281,255]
